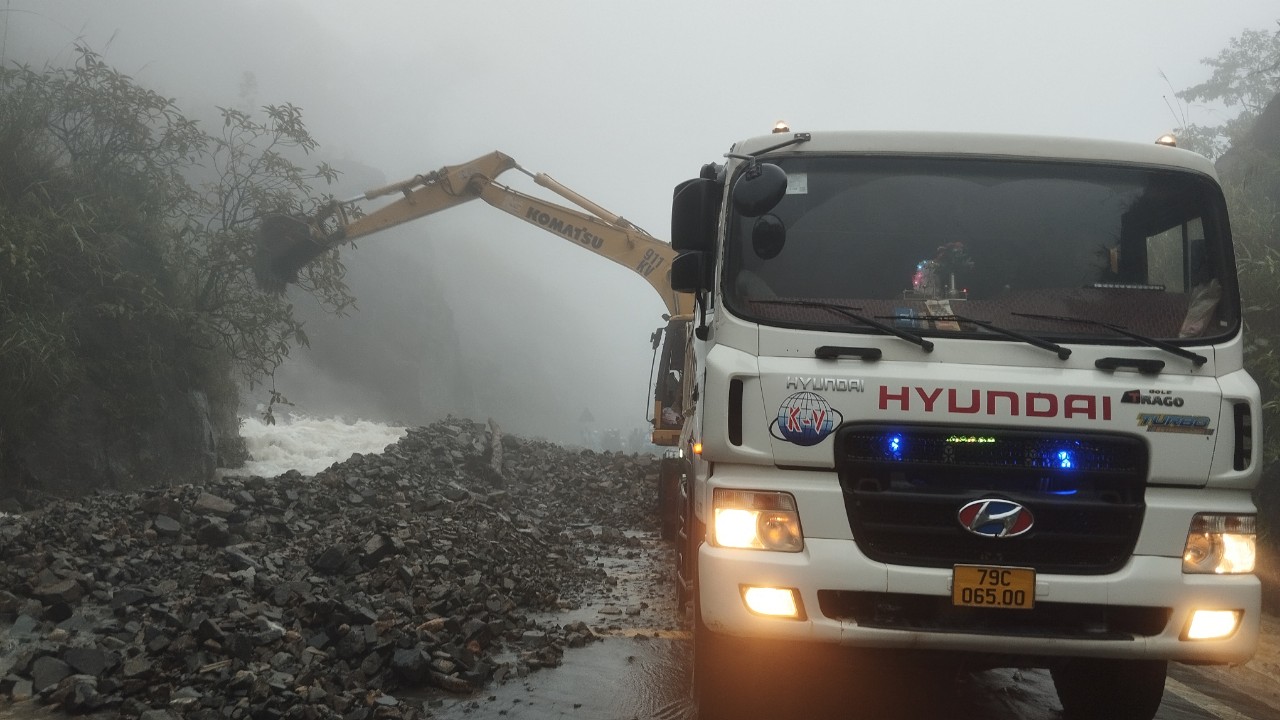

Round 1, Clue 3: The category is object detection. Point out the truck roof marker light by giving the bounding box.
[773,121,791,134]
[1183,610,1241,640]
[1155,133,1178,147]
[692,441,703,455]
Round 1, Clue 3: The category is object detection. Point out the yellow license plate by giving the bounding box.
[952,565,1035,609]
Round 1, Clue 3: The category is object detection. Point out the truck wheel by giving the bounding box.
[693,603,764,720]
[674,482,700,612]
[1051,658,1167,720]
[657,459,679,541]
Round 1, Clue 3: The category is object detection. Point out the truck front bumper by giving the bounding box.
[697,474,1260,665]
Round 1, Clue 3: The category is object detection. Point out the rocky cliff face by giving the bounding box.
[13,387,233,500]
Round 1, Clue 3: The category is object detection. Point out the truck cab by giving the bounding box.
[670,131,1261,720]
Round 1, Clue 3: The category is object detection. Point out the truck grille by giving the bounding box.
[835,425,1148,575]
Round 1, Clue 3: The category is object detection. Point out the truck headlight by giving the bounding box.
[1182,514,1256,574]
[712,489,802,552]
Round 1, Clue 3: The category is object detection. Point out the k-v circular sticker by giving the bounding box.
[770,391,842,446]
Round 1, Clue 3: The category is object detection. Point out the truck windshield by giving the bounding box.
[723,156,1238,344]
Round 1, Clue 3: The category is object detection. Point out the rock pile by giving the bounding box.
[0,419,660,719]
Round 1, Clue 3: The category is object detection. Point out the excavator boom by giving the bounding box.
[255,152,692,317]
[253,150,695,446]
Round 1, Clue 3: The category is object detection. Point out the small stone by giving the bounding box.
[31,655,72,692]
[153,515,182,536]
[33,578,83,604]
[193,492,236,517]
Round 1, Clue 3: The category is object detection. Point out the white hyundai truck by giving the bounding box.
[668,130,1261,719]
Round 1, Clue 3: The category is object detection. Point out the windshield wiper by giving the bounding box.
[928,315,1071,360]
[752,299,934,352]
[1012,312,1207,366]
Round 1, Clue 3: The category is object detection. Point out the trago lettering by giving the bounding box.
[878,386,1112,421]
[1121,390,1185,407]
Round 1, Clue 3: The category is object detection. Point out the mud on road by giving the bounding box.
[424,535,1280,720]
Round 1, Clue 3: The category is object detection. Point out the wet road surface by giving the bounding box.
[422,534,1280,720]
[422,634,1280,720]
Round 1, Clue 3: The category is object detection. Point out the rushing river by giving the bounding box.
[220,413,408,478]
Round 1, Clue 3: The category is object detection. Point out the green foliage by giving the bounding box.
[0,47,351,479]
[1231,176,1280,452]
[1176,23,1280,158]
[1173,23,1280,464]
[1179,24,1280,576]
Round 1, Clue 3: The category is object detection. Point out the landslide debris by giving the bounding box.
[0,419,660,719]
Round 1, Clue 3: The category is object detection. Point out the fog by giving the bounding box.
[5,1,1276,444]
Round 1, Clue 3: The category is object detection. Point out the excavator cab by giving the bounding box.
[650,317,690,445]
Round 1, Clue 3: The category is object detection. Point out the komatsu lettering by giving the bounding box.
[878,386,1112,420]
[786,377,865,392]
[525,207,605,249]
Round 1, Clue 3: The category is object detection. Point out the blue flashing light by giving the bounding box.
[887,434,904,460]
[1057,450,1075,469]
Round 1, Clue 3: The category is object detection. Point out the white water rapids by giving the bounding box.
[220,413,408,478]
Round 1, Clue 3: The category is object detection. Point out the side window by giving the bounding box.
[1145,218,1201,292]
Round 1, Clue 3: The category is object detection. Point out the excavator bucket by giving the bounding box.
[253,213,332,293]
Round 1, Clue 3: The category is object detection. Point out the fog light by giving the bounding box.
[742,586,803,619]
[712,489,803,552]
[1184,609,1242,640]
[1182,514,1256,574]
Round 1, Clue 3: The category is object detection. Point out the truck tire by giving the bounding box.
[657,458,680,541]
[694,602,776,720]
[674,478,700,612]
[693,609,737,720]
[1051,658,1167,720]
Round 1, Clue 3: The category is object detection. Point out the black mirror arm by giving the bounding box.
[726,133,812,161]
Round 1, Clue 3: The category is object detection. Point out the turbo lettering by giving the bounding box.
[878,386,1112,420]
[1137,413,1213,435]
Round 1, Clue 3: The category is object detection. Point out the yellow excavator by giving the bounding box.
[253,151,694,450]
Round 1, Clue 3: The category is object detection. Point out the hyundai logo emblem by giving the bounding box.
[957,499,1034,538]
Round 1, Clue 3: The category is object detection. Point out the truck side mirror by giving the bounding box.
[672,178,721,253]
[732,162,787,217]
[670,251,712,294]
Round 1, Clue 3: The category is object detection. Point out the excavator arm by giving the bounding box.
[255,151,693,317]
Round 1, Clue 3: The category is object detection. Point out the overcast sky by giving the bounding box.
[5,1,1277,438]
